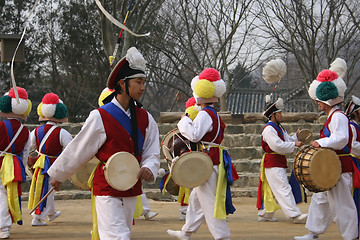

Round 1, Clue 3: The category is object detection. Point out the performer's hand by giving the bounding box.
[312,141,320,148]
[296,127,301,135]
[180,113,188,119]
[295,141,304,147]
[50,179,62,191]
[138,167,154,182]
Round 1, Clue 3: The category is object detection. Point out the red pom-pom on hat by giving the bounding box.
[199,68,221,82]
[8,87,28,99]
[186,97,197,108]
[42,93,60,104]
[316,69,339,82]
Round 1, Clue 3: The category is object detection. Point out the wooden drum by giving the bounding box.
[294,145,341,192]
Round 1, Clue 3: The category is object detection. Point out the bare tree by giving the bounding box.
[146,0,265,112]
[255,0,360,108]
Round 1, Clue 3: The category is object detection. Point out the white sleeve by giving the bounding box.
[29,129,36,151]
[21,130,31,167]
[316,112,349,150]
[47,110,106,182]
[177,111,213,142]
[262,126,295,154]
[140,113,160,183]
[59,128,73,148]
[351,125,360,156]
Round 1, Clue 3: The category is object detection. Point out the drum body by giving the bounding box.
[297,129,313,144]
[171,151,213,188]
[70,157,100,190]
[294,146,341,192]
[103,152,140,191]
[162,129,192,161]
[165,177,180,196]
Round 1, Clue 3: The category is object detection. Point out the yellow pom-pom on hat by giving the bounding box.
[98,88,115,107]
[185,97,200,121]
[191,68,226,104]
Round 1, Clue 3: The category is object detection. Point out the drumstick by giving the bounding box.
[303,133,312,142]
[29,186,55,214]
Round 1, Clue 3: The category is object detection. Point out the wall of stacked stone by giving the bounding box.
[22,112,326,200]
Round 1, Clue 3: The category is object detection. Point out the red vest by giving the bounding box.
[201,108,225,165]
[93,106,149,197]
[35,124,62,164]
[320,110,353,173]
[261,124,288,168]
[0,119,29,183]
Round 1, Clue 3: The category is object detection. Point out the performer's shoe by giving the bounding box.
[294,233,318,239]
[293,214,307,224]
[167,230,191,240]
[179,212,186,221]
[48,211,61,222]
[32,218,47,226]
[0,229,10,239]
[144,211,158,220]
[257,216,278,222]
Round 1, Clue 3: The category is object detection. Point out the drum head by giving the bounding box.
[104,152,140,191]
[161,129,180,161]
[70,157,100,190]
[171,151,213,188]
[309,148,341,190]
[297,129,313,144]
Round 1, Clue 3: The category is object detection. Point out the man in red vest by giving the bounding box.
[47,47,160,240]
[295,69,358,240]
[167,68,238,240]
[0,87,32,239]
[28,93,73,226]
[257,97,306,223]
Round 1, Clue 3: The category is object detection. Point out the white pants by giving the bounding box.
[0,179,11,230]
[31,180,56,220]
[141,193,150,215]
[181,166,230,240]
[95,195,137,240]
[261,167,302,218]
[305,173,358,240]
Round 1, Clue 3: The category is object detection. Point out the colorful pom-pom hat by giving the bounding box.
[191,68,226,104]
[308,69,347,106]
[107,47,146,90]
[0,87,32,120]
[185,97,201,121]
[263,97,284,119]
[37,93,68,122]
[345,95,360,118]
[98,87,115,107]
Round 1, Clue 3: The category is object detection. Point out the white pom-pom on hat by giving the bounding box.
[329,58,347,79]
[308,79,320,100]
[190,76,200,92]
[126,47,146,72]
[41,104,56,118]
[262,59,287,84]
[11,98,29,115]
[213,79,226,98]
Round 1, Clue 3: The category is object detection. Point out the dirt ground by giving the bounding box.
[10,197,343,240]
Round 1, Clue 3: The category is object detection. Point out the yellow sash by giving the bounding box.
[133,195,143,218]
[178,186,190,205]
[0,154,22,223]
[260,153,281,212]
[28,155,46,210]
[88,162,100,240]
